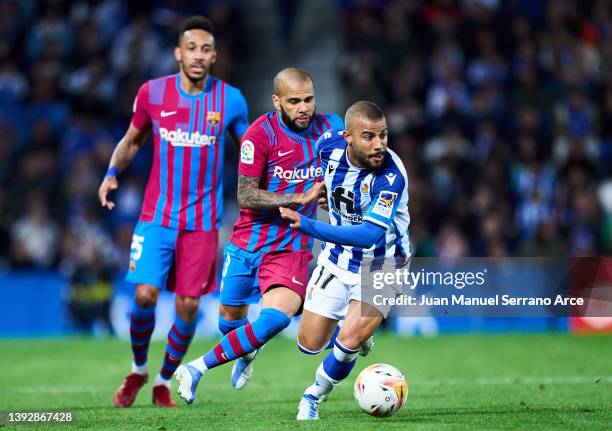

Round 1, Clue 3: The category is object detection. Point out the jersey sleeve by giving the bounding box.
[238,126,270,177]
[363,169,406,229]
[228,90,249,139]
[131,82,151,130]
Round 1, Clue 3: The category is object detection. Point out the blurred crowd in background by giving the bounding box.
[340,0,612,259]
[1,0,611,288]
[0,0,248,280]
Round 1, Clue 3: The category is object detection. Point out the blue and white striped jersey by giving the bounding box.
[316,129,411,284]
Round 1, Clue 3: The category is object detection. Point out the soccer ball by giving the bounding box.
[354,363,408,417]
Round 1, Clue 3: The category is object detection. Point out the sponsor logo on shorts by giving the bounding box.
[307,286,314,300]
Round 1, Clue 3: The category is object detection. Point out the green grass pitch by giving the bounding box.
[0,333,610,430]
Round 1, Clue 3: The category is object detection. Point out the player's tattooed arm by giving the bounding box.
[98,123,150,210]
[237,175,325,210]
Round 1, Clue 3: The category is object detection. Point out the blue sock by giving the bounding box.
[130,302,155,366]
[160,315,197,380]
[322,340,359,381]
[306,340,360,398]
[325,326,340,350]
[219,316,249,335]
[202,308,290,369]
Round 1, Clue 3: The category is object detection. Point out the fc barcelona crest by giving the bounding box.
[207,111,221,126]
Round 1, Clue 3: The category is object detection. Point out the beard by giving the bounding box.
[352,147,386,171]
[280,106,314,133]
[181,61,207,84]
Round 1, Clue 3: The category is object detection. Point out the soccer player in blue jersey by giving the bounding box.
[279,101,411,420]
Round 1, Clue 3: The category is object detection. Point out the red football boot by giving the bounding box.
[113,373,148,407]
[152,385,177,408]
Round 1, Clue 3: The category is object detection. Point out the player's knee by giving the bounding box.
[218,314,249,334]
[135,284,159,307]
[219,304,248,321]
[176,296,200,320]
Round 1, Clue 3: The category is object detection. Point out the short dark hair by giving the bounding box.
[345,101,385,128]
[178,16,215,44]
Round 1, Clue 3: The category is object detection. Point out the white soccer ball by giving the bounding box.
[354,363,408,417]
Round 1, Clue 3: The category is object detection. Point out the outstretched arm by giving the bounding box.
[237,175,325,210]
[279,207,386,248]
[98,123,150,210]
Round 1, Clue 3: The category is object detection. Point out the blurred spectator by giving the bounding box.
[10,193,60,268]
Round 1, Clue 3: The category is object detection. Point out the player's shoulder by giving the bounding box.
[248,113,273,129]
[373,149,408,190]
[150,74,175,85]
[315,113,344,131]
[243,113,275,145]
[143,74,176,90]
[316,128,346,156]
[137,74,175,98]
[215,77,244,98]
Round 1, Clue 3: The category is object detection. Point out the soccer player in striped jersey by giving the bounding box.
[279,101,411,420]
[97,16,249,408]
[174,68,343,403]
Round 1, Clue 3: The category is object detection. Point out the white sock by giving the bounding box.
[305,363,336,398]
[153,373,171,388]
[188,357,208,374]
[243,350,257,362]
[132,362,148,376]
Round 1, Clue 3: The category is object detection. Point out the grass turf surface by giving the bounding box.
[0,333,610,430]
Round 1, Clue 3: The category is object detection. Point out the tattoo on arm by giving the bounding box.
[237,175,299,210]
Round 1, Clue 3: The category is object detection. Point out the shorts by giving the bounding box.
[219,242,313,306]
[125,221,218,297]
[303,264,396,320]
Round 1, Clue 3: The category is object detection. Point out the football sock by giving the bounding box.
[297,340,326,355]
[325,325,340,350]
[153,374,171,388]
[190,308,290,373]
[297,325,340,355]
[159,315,197,381]
[130,302,155,374]
[306,340,359,398]
[219,316,257,361]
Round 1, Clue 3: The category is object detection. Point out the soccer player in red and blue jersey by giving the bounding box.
[175,68,343,404]
[97,16,249,408]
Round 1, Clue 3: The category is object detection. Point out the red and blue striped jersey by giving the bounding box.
[131,73,249,231]
[230,111,344,253]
